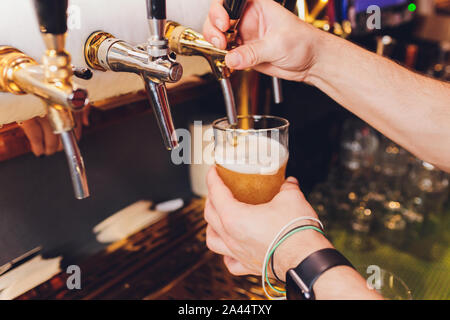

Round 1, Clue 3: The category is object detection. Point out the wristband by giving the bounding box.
[286,248,355,300]
[271,224,324,283]
[265,225,325,295]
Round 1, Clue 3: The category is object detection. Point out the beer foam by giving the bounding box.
[215,134,288,175]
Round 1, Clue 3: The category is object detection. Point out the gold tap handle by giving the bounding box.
[223,0,249,48]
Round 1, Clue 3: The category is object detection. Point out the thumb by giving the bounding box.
[279,176,301,192]
[225,40,272,69]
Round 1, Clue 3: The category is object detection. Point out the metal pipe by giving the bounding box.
[60,130,90,199]
[272,76,283,104]
[143,76,178,150]
[220,78,238,125]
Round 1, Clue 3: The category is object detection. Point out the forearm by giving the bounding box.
[307,31,450,172]
[275,230,382,300]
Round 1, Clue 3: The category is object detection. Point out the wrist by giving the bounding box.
[304,29,336,86]
[273,226,333,282]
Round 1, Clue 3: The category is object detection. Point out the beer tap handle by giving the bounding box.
[33,0,90,199]
[271,0,294,104]
[146,0,166,43]
[146,0,166,20]
[33,0,68,34]
[223,0,248,46]
[223,0,248,21]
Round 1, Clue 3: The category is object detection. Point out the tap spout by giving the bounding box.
[60,130,90,199]
[219,78,238,126]
[272,77,283,104]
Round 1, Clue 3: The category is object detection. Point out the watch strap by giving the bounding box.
[286,248,355,300]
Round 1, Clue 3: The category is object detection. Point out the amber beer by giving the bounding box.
[213,115,289,205]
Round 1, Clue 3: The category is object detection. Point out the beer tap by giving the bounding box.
[222,0,249,124]
[0,0,90,199]
[164,22,237,126]
[165,0,249,126]
[271,0,298,104]
[84,0,183,150]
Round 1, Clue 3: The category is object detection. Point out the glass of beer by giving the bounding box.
[212,115,289,204]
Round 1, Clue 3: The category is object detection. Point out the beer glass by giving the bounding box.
[212,115,289,204]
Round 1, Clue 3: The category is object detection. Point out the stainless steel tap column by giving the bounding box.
[84,1,182,151]
[271,0,298,104]
[145,0,181,150]
[223,0,249,124]
[33,0,90,199]
[271,1,299,104]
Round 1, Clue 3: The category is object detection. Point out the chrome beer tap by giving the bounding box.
[222,0,249,123]
[164,21,237,126]
[0,0,90,199]
[164,1,248,126]
[84,0,183,150]
[271,0,298,104]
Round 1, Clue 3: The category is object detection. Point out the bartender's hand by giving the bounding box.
[204,166,332,280]
[203,0,320,82]
[20,107,90,156]
[205,166,383,299]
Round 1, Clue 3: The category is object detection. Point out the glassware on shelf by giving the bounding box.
[358,266,413,300]
[340,119,379,173]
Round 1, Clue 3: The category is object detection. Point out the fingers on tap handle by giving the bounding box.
[223,0,248,20]
[33,0,68,34]
[146,0,166,19]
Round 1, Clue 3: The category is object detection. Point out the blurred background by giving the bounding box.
[0,0,448,299]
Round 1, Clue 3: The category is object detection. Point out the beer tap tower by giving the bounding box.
[164,22,237,125]
[164,0,250,126]
[271,0,299,104]
[84,0,183,150]
[0,0,90,199]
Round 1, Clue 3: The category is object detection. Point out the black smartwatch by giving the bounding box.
[285,248,355,300]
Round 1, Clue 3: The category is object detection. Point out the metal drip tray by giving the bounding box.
[16,198,266,300]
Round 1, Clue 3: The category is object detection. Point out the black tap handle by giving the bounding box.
[146,0,166,20]
[33,0,68,34]
[223,0,248,20]
[274,0,296,12]
[284,0,297,12]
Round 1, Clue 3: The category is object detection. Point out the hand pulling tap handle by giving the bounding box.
[33,0,90,199]
[33,0,68,34]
